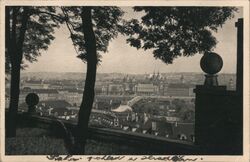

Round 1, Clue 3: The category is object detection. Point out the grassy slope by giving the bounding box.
[5,128,133,155]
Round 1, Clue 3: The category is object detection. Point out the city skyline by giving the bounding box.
[23,7,243,74]
[3,4,246,156]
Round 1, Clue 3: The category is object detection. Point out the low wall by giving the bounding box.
[7,112,201,155]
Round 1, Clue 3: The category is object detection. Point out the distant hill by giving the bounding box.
[21,72,86,80]
[20,72,236,85]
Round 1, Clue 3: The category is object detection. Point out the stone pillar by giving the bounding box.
[194,19,243,155]
[235,18,243,94]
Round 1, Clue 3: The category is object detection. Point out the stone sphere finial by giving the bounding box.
[200,51,223,75]
[200,52,223,87]
[26,93,39,114]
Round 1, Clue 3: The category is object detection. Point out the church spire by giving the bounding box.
[180,74,184,84]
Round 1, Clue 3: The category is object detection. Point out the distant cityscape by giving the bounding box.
[5,72,236,143]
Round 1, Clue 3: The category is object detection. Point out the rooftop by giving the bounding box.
[39,100,72,109]
[21,89,59,94]
[168,83,190,88]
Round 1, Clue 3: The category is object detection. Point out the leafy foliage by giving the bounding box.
[61,7,125,63]
[5,6,62,69]
[126,7,237,64]
[23,7,62,63]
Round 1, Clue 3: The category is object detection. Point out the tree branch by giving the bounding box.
[5,7,11,74]
[61,7,80,56]
[17,7,30,62]
[10,7,18,63]
[31,9,65,22]
[5,7,11,54]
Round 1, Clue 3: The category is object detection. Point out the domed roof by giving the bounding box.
[111,105,132,113]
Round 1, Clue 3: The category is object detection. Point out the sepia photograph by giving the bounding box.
[0,0,249,162]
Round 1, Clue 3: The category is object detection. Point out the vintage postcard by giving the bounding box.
[0,0,249,162]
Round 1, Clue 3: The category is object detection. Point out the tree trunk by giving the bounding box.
[6,7,18,137]
[6,7,29,137]
[5,7,11,74]
[6,64,21,137]
[72,7,97,155]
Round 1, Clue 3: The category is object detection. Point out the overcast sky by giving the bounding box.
[24,7,243,74]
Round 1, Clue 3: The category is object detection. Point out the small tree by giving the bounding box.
[5,6,63,137]
[62,6,125,154]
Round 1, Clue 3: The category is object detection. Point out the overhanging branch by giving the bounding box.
[30,9,65,22]
[61,7,80,56]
